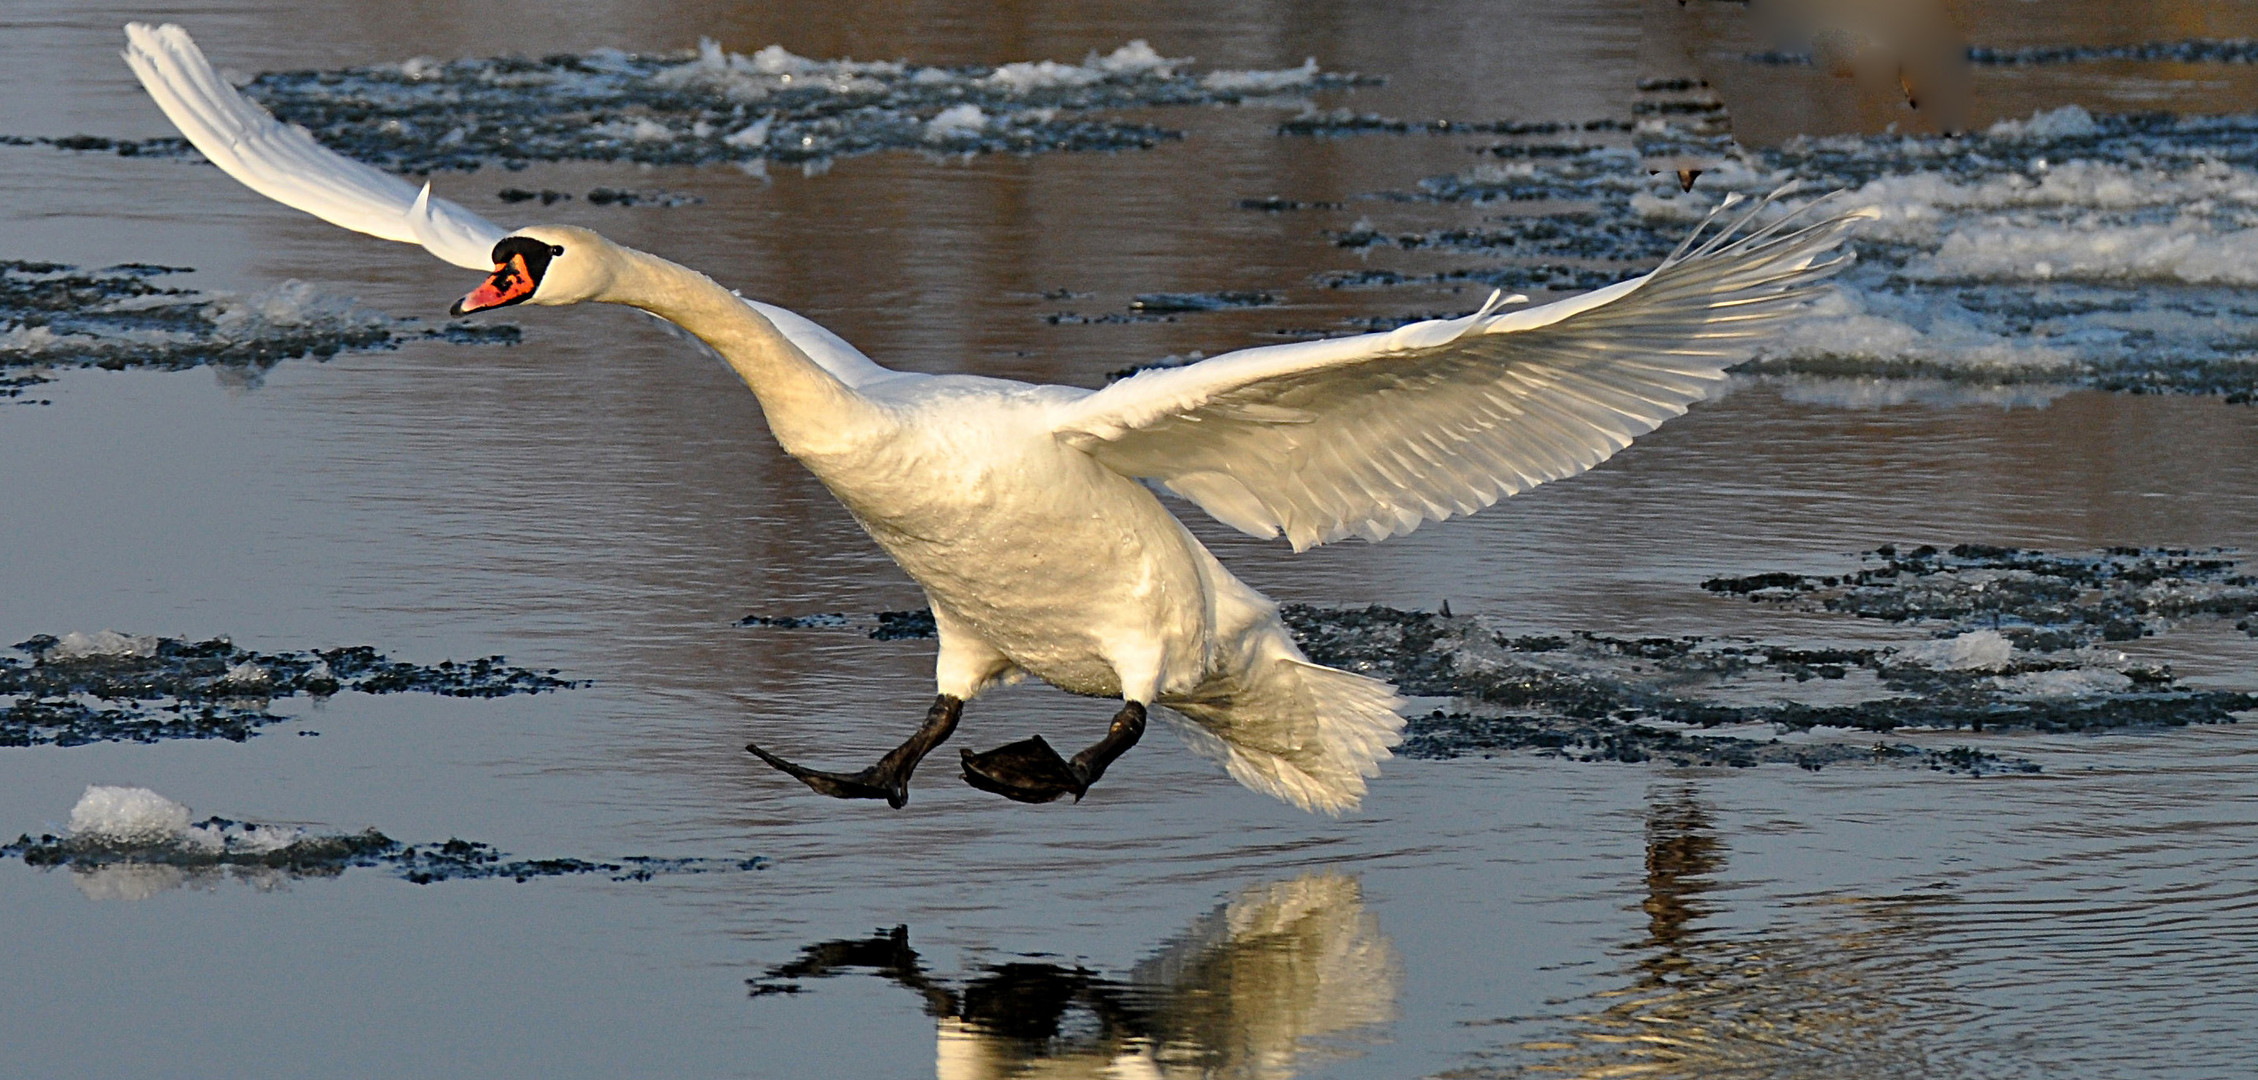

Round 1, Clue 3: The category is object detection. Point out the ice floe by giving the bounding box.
[42,630,160,662]
[85,39,1369,174]
[1325,107,2258,403]
[68,785,193,843]
[0,261,517,402]
[1897,630,2015,672]
[1,633,582,747]
[3,785,764,897]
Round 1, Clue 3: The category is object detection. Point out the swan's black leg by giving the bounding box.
[961,701,1146,804]
[747,694,961,809]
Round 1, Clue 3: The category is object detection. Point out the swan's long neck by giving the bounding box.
[598,246,881,455]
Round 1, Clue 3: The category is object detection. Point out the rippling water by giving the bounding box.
[3,2,2256,1077]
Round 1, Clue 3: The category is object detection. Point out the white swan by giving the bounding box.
[122,23,1873,814]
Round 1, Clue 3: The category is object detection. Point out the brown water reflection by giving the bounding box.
[1498,789,1960,1080]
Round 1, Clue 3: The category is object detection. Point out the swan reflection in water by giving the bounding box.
[1503,788,1958,1079]
[750,873,1400,1079]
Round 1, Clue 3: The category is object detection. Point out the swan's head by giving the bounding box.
[450,225,619,316]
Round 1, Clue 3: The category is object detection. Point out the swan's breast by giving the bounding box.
[793,383,1212,686]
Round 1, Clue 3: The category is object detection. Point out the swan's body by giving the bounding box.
[122,23,1873,813]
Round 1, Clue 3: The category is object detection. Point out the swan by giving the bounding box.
[121,23,1872,814]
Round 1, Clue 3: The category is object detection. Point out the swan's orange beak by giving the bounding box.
[451,253,539,316]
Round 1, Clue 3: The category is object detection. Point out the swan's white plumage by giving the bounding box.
[121,23,1873,813]
[121,22,502,269]
[1055,194,1876,551]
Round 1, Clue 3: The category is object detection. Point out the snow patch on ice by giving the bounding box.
[924,104,990,140]
[397,56,445,82]
[1985,104,2100,141]
[1916,218,2258,286]
[44,630,160,661]
[218,661,272,689]
[1756,288,2078,371]
[1630,190,1714,223]
[1093,40,1175,77]
[1898,630,2015,672]
[68,786,192,843]
[985,41,1183,93]
[207,280,384,334]
[1202,57,1322,93]
[61,786,312,856]
[1993,668,2135,698]
[1773,377,2077,410]
[231,39,1359,173]
[723,115,772,148]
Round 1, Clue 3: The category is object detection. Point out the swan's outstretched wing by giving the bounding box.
[121,22,503,270]
[1052,192,1874,551]
[121,23,897,386]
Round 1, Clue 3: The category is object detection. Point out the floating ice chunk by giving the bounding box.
[1915,218,2258,286]
[1986,105,2099,141]
[985,59,1106,93]
[723,115,772,148]
[1201,58,1320,93]
[1775,377,2076,410]
[1993,668,2134,699]
[218,661,272,689]
[398,56,444,81]
[1630,190,1716,223]
[183,819,309,855]
[1754,287,2079,376]
[207,280,373,334]
[68,786,192,844]
[628,118,673,142]
[748,44,817,76]
[691,37,728,72]
[45,630,161,661]
[1093,40,1176,77]
[577,47,638,75]
[925,104,990,140]
[0,324,63,352]
[981,42,1185,93]
[1898,630,2014,672]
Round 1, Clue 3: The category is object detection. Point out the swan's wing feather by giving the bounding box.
[1053,191,1874,550]
[121,22,505,270]
[123,22,895,383]
[407,183,513,271]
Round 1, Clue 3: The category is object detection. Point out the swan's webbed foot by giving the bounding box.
[960,702,1146,804]
[744,745,907,805]
[960,736,1085,803]
[747,694,961,809]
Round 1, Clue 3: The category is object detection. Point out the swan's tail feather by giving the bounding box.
[1163,657,1406,816]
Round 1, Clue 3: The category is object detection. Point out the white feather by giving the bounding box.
[122,22,503,270]
[1054,194,1878,551]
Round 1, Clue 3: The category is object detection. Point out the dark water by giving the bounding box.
[4,2,2257,1077]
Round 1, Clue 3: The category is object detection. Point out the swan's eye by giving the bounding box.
[550,245,565,257]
